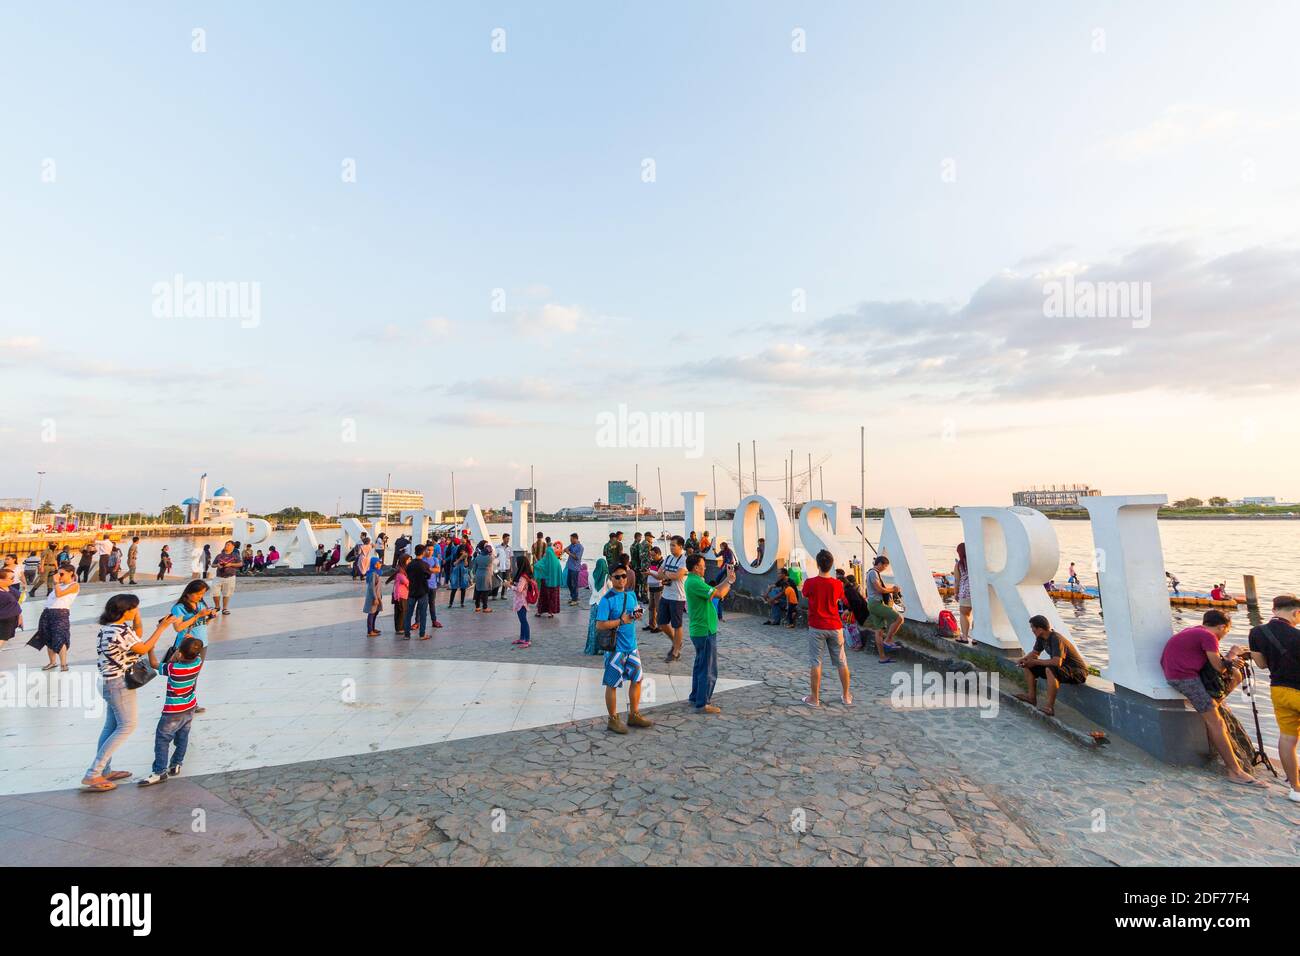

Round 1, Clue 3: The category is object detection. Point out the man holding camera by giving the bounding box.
[1162,609,1264,788]
[595,565,654,735]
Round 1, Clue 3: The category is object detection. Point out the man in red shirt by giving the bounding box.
[801,549,852,707]
[1161,609,1264,788]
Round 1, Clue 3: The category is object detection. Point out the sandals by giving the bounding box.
[81,776,116,791]
[801,695,821,708]
[104,770,132,781]
[41,663,57,671]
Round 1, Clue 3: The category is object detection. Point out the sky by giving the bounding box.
[2,1,1298,516]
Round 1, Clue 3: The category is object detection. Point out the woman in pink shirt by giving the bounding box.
[390,555,410,635]
[512,556,535,648]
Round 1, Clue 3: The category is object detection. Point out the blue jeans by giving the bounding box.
[517,607,530,643]
[86,677,137,778]
[689,633,718,708]
[404,594,429,635]
[152,712,194,774]
[768,603,783,624]
[566,567,580,602]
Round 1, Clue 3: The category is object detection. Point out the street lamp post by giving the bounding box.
[34,471,45,519]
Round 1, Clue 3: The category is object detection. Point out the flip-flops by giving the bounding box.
[104,770,132,781]
[81,776,115,792]
[801,695,821,707]
[877,658,896,664]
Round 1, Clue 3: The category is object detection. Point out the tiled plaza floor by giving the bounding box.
[2,578,1296,866]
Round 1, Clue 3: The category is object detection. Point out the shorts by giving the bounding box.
[808,627,847,669]
[0,617,16,641]
[1168,676,1215,714]
[867,599,900,629]
[213,576,237,599]
[661,599,685,629]
[1270,684,1300,737]
[1024,660,1086,686]
[602,649,643,689]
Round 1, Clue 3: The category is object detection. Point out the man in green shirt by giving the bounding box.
[684,553,736,715]
[603,532,622,572]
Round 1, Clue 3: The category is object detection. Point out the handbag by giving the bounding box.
[595,592,634,653]
[124,657,157,689]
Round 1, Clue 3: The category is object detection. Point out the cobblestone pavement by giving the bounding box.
[11,580,1297,866]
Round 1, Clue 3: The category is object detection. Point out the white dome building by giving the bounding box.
[187,474,248,526]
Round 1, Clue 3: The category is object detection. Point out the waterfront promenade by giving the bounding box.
[2,577,1295,866]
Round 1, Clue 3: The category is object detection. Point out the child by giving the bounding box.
[253,550,266,573]
[512,555,535,648]
[139,636,205,786]
[27,563,78,671]
[389,554,410,634]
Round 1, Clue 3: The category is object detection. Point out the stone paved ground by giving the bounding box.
[10,579,1298,866]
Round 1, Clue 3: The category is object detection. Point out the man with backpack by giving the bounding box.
[1249,594,1300,802]
[594,565,654,735]
[1161,610,1264,788]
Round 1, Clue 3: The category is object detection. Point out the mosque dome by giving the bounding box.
[181,497,200,505]
[212,487,231,498]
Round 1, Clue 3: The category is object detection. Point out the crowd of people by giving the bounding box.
[4,524,1299,805]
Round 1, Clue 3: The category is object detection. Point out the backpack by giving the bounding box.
[938,609,959,636]
[525,577,539,605]
[345,546,358,562]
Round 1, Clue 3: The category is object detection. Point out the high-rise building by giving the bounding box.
[608,480,638,508]
[1011,485,1100,510]
[514,487,538,512]
[361,488,425,517]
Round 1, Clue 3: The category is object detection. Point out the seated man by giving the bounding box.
[1161,610,1264,788]
[1015,615,1088,716]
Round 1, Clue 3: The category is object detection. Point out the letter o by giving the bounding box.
[732,494,792,574]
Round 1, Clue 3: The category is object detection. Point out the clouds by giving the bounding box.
[700,241,1299,404]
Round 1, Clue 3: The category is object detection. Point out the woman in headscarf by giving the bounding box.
[471,541,495,613]
[447,537,470,608]
[583,557,612,655]
[363,554,383,637]
[532,544,563,618]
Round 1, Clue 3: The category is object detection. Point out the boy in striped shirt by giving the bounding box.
[139,637,204,786]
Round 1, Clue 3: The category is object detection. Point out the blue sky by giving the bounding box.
[3,1,1299,515]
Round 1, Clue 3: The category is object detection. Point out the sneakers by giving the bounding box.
[626,710,654,729]
[697,703,721,715]
[607,715,629,734]
[1289,790,1300,803]
[138,772,168,787]
[169,764,182,777]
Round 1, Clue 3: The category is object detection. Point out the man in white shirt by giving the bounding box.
[494,534,514,601]
[94,534,112,582]
[658,536,688,663]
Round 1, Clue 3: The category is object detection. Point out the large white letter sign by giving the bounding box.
[232,518,271,547]
[796,500,847,579]
[878,507,943,623]
[1079,495,1180,698]
[955,506,1069,651]
[465,504,493,545]
[340,517,384,553]
[511,498,530,552]
[285,518,320,567]
[732,494,792,574]
[401,510,440,547]
[681,492,707,540]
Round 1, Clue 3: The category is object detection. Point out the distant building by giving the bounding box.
[1238,496,1278,506]
[607,480,639,508]
[514,487,538,512]
[361,487,424,517]
[1011,485,1101,510]
[184,474,247,525]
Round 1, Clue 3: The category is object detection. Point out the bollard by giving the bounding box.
[1244,574,1259,609]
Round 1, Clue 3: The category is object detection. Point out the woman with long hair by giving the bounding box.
[82,593,173,791]
[27,563,79,671]
[157,545,172,581]
[388,554,410,634]
[953,543,973,645]
[511,555,534,647]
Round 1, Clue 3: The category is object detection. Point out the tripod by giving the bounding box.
[1239,660,1279,778]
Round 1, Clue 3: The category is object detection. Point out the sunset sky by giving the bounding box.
[2,1,1298,515]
